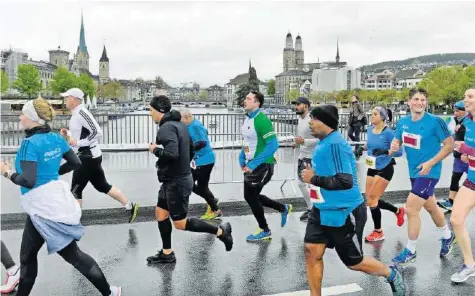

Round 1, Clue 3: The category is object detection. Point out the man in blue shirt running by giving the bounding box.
[301,104,405,296]
[180,109,222,220]
[391,88,456,266]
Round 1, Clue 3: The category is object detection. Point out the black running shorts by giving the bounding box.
[157,174,193,221]
[366,161,394,182]
[304,202,367,266]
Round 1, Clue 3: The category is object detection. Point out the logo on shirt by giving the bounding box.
[44,148,62,162]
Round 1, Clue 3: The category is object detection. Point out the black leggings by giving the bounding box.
[191,164,219,211]
[71,156,112,200]
[1,240,16,270]
[243,164,285,232]
[16,217,111,296]
[450,172,464,192]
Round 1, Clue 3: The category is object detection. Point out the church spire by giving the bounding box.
[336,37,340,63]
[100,45,109,62]
[78,12,88,55]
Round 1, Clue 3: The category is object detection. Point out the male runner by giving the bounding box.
[291,97,318,221]
[180,109,222,220]
[240,91,292,241]
[391,88,456,265]
[301,104,405,296]
[146,95,232,264]
[60,88,139,223]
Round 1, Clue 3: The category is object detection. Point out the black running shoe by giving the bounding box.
[300,210,310,221]
[218,222,233,251]
[146,250,176,264]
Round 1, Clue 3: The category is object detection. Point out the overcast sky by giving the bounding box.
[2,1,475,87]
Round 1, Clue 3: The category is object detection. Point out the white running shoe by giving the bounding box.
[110,286,122,296]
[0,265,20,294]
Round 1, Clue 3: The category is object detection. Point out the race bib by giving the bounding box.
[309,185,325,204]
[468,156,475,171]
[402,132,421,150]
[190,160,196,169]
[365,156,376,170]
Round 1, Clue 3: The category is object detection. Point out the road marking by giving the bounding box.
[263,283,363,296]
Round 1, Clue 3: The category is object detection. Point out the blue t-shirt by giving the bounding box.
[395,113,451,179]
[366,126,403,170]
[311,131,364,227]
[188,119,215,166]
[15,132,70,195]
[462,116,475,183]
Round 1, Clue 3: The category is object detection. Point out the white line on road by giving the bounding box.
[263,283,363,296]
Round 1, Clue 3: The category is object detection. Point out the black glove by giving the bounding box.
[355,146,364,155]
[153,147,164,158]
[372,148,388,156]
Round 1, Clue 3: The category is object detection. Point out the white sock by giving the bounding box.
[406,239,417,253]
[7,265,19,275]
[125,201,132,210]
[298,180,313,209]
[438,224,452,240]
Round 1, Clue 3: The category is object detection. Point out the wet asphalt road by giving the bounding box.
[1,208,475,296]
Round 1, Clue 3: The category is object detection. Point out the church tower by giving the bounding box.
[74,13,89,72]
[99,45,109,84]
[283,32,295,72]
[336,38,340,63]
[295,34,304,67]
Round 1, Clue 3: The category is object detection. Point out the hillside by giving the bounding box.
[358,53,475,72]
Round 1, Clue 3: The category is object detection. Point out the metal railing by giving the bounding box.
[0,112,405,148]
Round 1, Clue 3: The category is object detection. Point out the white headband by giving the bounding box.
[22,101,45,125]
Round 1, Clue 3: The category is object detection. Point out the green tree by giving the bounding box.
[154,76,169,89]
[76,74,96,99]
[12,64,42,98]
[198,90,208,101]
[100,81,125,100]
[267,79,275,96]
[49,67,78,95]
[235,65,260,105]
[1,70,8,94]
[287,89,300,102]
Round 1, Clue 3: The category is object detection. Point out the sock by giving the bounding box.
[370,206,382,230]
[158,219,172,249]
[438,224,452,240]
[185,218,219,235]
[125,201,132,210]
[7,265,19,276]
[448,198,454,205]
[386,267,396,282]
[378,199,398,214]
[406,239,417,253]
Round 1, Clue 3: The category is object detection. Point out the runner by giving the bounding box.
[438,100,468,211]
[363,106,405,242]
[291,97,318,221]
[146,95,232,264]
[301,104,405,296]
[240,91,292,241]
[0,241,20,294]
[0,97,121,296]
[450,88,475,283]
[391,88,456,266]
[180,109,222,220]
[59,88,139,223]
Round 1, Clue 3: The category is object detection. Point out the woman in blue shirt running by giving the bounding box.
[363,107,405,242]
[0,98,121,296]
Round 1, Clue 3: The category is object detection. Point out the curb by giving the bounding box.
[0,188,449,230]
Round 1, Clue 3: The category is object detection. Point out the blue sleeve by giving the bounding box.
[434,117,452,142]
[239,148,246,167]
[246,137,279,171]
[385,129,403,157]
[394,119,403,141]
[19,140,38,162]
[329,144,353,175]
[193,124,208,143]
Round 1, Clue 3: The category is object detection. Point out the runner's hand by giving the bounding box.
[295,136,304,145]
[242,166,252,173]
[60,128,68,137]
[390,140,400,152]
[461,154,469,163]
[417,161,433,176]
[454,141,464,152]
[301,163,315,184]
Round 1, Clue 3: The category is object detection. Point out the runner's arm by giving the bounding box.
[458,143,475,156]
[246,118,279,170]
[385,129,403,157]
[309,143,353,190]
[156,125,179,161]
[76,111,103,147]
[239,149,246,167]
[427,117,454,165]
[59,149,82,175]
[10,161,37,189]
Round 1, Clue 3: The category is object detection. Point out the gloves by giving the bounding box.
[153,147,164,158]
[355,146,364,156]
[372,148,389,156]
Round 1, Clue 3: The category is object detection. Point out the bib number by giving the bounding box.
[402,132,421,150]
[468,156,475,171]
[365,156,376,169]
[309,185,325,204]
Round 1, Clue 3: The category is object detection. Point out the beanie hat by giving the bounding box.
[310,104,339,130]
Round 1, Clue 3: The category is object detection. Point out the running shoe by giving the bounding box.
[281,204,293,227]
[146,250,176,264]
[218,222,233,251]
[437,199,453,211]
[450,264,475,283]
[395,207,405,227]
[387,265,406,296]
[365,230,385,242]
[392,248,417,266]
[246,229,272,241]
[440,231,456,258]
[110,286,122,296]
[0,266,20,294]
[127,202,139,223]
[201,209,223,220]
[200,205,213,219]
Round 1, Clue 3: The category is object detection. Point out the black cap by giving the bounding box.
[291,97,310,107]
[310,104,339,130]
[150,95,171,113]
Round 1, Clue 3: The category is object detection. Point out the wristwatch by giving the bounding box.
[3,170,11,178]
